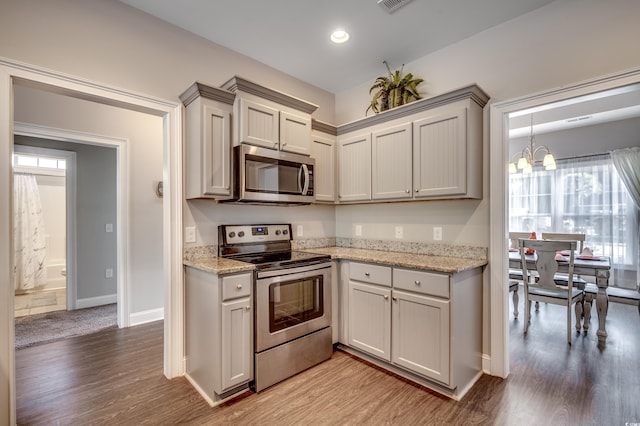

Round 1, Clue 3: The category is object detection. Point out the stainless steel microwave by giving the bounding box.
[230,144,315,205]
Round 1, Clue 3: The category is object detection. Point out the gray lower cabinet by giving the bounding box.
[344,261,482,397]
[185,267,252,405]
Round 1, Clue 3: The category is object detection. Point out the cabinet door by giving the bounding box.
[310,133,336,202]
[372,123,412,200]
[219,297,252,392]
[338,133,371,202]
[392,289,450,385]
[239,98,279,150]
[413,107,467,198]
[280,110,311,155]
[348,281,391,361]
[202,101,232,197]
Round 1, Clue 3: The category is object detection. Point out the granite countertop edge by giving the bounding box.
[184,257,256,275]
[184,246,487,275]
[303,247,487,274]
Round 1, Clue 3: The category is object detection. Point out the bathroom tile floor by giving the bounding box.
[15,288,66,317]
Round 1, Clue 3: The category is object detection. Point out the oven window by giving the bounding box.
[245,155,302,194]
[269,276,323,332]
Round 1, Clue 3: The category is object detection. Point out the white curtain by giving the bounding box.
[509,154,639,289]
[611,147,640,290]
[13,173,47,291]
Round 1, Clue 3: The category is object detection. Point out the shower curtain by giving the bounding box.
[14,173,47,291]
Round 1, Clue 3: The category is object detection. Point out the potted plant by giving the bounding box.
[366,60,424,115]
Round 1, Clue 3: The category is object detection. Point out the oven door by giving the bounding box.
[255,262,331,352]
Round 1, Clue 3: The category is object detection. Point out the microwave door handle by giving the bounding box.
[300,164,309,195]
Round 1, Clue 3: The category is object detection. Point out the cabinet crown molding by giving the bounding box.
[311,119,337,136]
[337,84,489,135]
[179,82,236,107]
[221,75,318,114]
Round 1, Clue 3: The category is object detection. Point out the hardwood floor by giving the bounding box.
[15,299,640,425]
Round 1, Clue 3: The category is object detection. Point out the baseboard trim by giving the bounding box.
[76,294,117,309]
[130,307,164,326]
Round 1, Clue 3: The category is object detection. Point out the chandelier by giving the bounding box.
[509,116,556,174]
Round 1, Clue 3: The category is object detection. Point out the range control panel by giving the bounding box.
[220,224,292,245]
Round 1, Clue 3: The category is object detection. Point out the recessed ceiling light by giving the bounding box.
[330,30,350,44]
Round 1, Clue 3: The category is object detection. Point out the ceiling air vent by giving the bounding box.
[377,0,415,14]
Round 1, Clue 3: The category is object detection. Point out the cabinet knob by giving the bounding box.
[237,284,242,290]
[405,189,410,193]
[273,141,278,148]
[392,296,398,302]
[384,295,389,300]
[415,189,419,193]
[414,280,421,286]
[245,306,251,311]
[364,272,370,277]
[281,141,286,146]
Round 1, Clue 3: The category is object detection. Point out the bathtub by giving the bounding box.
[41,259,67,290]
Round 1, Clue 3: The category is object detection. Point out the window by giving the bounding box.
[509,154,639,289]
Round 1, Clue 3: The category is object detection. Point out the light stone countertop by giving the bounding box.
[184,245,487,275]
[302,247,487,274]
[183,257,255,275]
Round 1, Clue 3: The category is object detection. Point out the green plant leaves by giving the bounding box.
[367,63,423,115]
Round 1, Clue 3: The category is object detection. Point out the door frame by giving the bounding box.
[14,124,129,323]
[1,59,184,425]
[488,66,640,378]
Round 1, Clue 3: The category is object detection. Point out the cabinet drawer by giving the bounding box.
[221,273,251,301]
[393,268,449,298]
[349,262,392,287]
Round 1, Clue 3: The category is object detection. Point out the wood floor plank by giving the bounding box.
[15,302,640,425]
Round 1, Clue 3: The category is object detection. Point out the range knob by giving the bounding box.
[228,232,236,238]
[275,230,281,235]
[283,229,288,235]
[238,231,245,237]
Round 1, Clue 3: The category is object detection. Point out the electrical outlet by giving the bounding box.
[185,227,196,243]
[355,224,362,236]
[395,226,403,239]
[297,225,303,237]
[105,223,113,233]
[105,268,113,279]
[433,227,443,241]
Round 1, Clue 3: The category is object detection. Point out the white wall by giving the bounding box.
[184,202,336,248]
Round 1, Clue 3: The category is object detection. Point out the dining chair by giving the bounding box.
[518,238,583,344]
[509,232,535,314]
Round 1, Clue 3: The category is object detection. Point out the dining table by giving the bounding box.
[509,250,612,344]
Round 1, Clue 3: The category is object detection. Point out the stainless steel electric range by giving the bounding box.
[218,224,333,392]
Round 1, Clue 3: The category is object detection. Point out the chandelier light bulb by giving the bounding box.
[517,156,528,170]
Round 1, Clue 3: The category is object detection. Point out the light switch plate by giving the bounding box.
[105,223,113,233]
[185,227,196,243]
[355,224,362,236]
[296,225,303,237]
[105,268,113,279]
[395,226,403,239]
[433,227,443,241]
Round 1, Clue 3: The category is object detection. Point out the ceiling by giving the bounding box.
[119,0,640,137]
[119,0,555,94]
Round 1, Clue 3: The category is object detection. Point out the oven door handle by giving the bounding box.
[298,164,309,195]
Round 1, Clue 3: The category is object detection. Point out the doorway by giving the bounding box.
[488,67,640,378]
[1,60,184,425]
[13,145,72,318]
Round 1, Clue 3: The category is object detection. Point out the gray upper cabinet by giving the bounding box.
[310,127,337,203]
[338,132,372,202]
[180,82,235,200]
[336,84,488,203]
[372,122,413,200]
[412,101,482,199]
[222,76,317,156]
